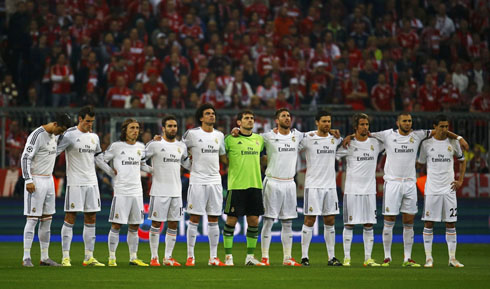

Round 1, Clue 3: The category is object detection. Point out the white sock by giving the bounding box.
[165,228,177,259]
[127,228,139,261]
[363,227,374,261]
[301,224,313,259]
[281,220,293,260]
[108,228,120,259]
[39,217,52,261]
[61,221,74,258]
[403,224,414,262]
[446,228,457,260]
[83,223,96,260]
[261,217,274,258]
[423,227,433,260]
[382,220,394,260]
[23,218,38,260]
[208,222,219,259]
[149,226,160,259]
[187,222,198,258]
[324,224,336,260]
[343,227,353,260]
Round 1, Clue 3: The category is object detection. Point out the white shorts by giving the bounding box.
[382,180,418,215]
[343,194,377,225]
[304,188,339,216]
[422,193,457,223]
[24,176,55,217]
[186,184,223,216]
[263,177,298,220]
[149,196,182,222]
[64,185,101,213]
[108,195,144,225]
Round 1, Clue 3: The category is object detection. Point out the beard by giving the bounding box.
[279,123,290,130]
[165,133,177,140]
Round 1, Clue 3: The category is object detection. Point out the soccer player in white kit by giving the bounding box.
[145,115,190,267]
[417,115,466,268]
[21,114,71,267]
[57,106,110,266]
[96,118,150,266]
[182,103,226,266]
[299,110,343,266]
[337,113,383,267]
[260,108,304,266]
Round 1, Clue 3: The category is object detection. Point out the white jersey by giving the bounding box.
[21,126,58,184]
[372,129,429,181]
[102,141,145,196]
[262,129,304,179]
[182,127,225,184]
[57,126,102,186]
[337,137,383,195]
[418,138,464,195]
[145,139,189,197]
[299,131,342,189]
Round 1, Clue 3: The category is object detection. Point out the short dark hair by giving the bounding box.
[162,115,177,127]
[315,110,331,121]
[78,105,95,120]
[120,118,140,141]
[55,113,72,128]
[433,114,448,126]
[397,112,411,121]
[352,113,369,130]
[237,110,254,121]
[195,103,216,125]
[275,108,290,119]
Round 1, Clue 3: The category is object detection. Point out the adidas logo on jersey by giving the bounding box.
[76,139,81,142]
[430,148,435,151]
[121,151,125,155]
[198,139,203,142]
[314,141,318,145]
[238,141,242,144]
[161,148,165,152]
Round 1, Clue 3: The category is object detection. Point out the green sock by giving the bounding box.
[223,224,235,255]
[246,226,259,255]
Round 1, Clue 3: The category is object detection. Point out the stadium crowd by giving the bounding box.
[0,0,489,113]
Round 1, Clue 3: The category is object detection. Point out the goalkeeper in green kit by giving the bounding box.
[221,110,266,266]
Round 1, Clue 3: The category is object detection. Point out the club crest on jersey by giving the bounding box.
[409,137,414,143]
[178,148,181,153]
[231,207,235,213]
[137,150,141,156]
[71,203,75,209]
[370,145,374,151]
[255,141,259,146]
[91,138,95,144]
[448,146,452,152]
[331,138,335,144]
[215,138,218,144]
[292,136,296,142]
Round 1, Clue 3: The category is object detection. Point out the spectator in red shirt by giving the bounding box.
[143,69,167,106]
[470,85,490,112]
[200,80,229,109]
[397,18,420,50]
[440,73,461,111]
[343,68,368,110]
[180,14,204,42]
[417,74,441,111]
[106,76,132,108]
[371,74,394,111]
[50,53,74,107]
[274,6,294,38]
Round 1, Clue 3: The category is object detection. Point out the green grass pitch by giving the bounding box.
[0,242,489,289]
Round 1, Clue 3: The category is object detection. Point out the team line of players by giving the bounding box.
[20,105,468,268]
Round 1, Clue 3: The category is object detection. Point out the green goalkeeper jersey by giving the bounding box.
[225,133,264,190]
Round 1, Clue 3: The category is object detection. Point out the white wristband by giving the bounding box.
[457,136,462,140]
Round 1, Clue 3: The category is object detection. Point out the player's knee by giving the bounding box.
[323,216,335,226]
[445,222,456,229]
[246,216,259,227]
[424,221,434,228]
[208,216,219,223]
[167,221,178,230]
[304,216,316,227]
[384,215,396,222]
[111,223,122,230]
[226,216,238,227]
[189,215,201,224]
[364,223,373,228]
[84,213,96,224]
[64,213,76,224]
[151,221,162,228]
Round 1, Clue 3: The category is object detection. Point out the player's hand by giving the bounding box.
[458,138,469,151]
[113,169,118,176]
[330,129,341,139]
[153,134,162,141]
[26,183,35,193]
[342,134,353,148]
[231,127,239,137]
[451,180,463,191]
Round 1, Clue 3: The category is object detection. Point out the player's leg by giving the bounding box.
[323,188,341,266]
[423,221,434,267]
[261,178,278,265]
[444,193,462,267]
[108,223,121,266]
[245,215,263,265]
[23,179,41,266]
[38,182,59,266]
[224,215,238,266]
[149,220,162,266]
[107,195,127,266]
[381,181,400,266]
[301,216,316,266]
[185,184,205,265]
[401,181,419,267]
[127,195,147,266]
[82,185,103,266]
[206,184,224,266]
[23,216,38,266]
[342,194,354,266]
[382,215,395,265]
[162,196,182,266]
[280,180,300,266]
[61,213,76,266]
[186,214,200,265]
[362,195,379,267]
